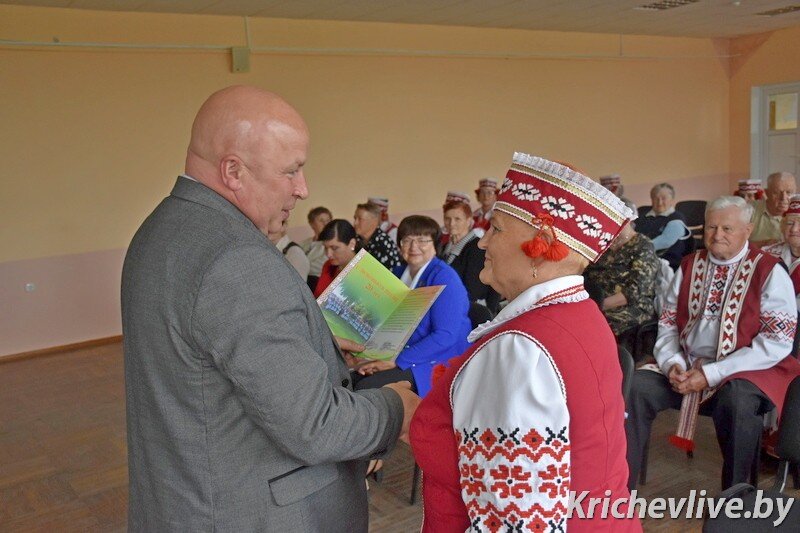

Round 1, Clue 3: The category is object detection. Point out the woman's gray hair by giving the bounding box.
[650,182,675,198]
[706,195,753,223]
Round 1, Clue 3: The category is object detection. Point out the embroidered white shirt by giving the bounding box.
[764,242,800,309]
[655,245,797,387]
[452,276,586,531]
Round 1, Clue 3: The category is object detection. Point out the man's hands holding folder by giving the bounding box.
[335,336,420,443]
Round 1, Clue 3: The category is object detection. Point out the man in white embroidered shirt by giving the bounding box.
[626,195,800,491]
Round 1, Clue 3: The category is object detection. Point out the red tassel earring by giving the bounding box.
[521,213,570,262]
[521,236,549,259]
[543,241,569,261]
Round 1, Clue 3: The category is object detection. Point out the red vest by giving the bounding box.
[791,266,800,296]
[675,249,800,414]
[409,298,641,532]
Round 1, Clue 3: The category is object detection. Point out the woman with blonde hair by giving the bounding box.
[410,153,641,532]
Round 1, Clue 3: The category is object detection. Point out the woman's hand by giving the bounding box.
[358,360,396,375]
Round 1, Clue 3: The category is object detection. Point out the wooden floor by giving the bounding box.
[1,342,797,532]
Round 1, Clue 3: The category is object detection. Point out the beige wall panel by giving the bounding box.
[729,26,800,183]
[0,5,740,355]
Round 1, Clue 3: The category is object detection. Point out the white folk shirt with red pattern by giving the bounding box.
[763,242,800,309]
[655,244,797,389]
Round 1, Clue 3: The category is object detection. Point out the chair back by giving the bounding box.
[776,375,800,464]
[618,344,635,405]
[676,200,707,250]
[637,205,652,220]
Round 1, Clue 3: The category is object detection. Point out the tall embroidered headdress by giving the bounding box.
[494,152,636,263]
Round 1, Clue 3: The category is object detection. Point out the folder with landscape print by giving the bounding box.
[316,249,443,361]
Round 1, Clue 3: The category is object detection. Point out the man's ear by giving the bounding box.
[744,222,754,239]
[220,156,243,192]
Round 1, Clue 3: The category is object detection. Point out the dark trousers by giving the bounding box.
[352,366,417,394]
[625,370,774,490]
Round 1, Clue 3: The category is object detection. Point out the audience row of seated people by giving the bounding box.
[285,164,800,514]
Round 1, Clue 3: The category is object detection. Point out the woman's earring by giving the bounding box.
[531,264,538,279]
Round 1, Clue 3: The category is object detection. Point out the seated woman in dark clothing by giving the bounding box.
[353,215,472,398]
[313,219,358,298]
[636,183,692,270]
[441,199,501,315]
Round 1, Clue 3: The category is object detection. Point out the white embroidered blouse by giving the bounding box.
[451,276,586,528]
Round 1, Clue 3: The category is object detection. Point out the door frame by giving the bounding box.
[751,81,800,180]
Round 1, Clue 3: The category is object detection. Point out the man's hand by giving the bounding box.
[667,364,687,388]
[674,368,709,394]
[383,381,420,444]
[358,360,396,375]
[334,336,365,355]
[341,352,363,370]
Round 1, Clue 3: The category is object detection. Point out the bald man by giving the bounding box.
[122,86,415,532]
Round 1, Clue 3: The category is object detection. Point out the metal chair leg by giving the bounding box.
[639,434,650,486]
[750,434,761,487]
[410,463,421,505]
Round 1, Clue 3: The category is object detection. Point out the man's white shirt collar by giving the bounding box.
[708,243,748,266]
[646,207,675,217]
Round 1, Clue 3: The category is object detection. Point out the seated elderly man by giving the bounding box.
[626,196,799,491]
[750,171,797,247]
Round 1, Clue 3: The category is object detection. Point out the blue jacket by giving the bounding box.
[392,257,472,397]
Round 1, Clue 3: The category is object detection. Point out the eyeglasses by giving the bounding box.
[399,237,434,248]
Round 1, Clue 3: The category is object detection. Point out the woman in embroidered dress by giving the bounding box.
[763,194,800,354]
[409,153,642,532]
[313,219,358,298]
[442,199,501,316]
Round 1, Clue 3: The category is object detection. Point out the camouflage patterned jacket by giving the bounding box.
[584,233,659,336]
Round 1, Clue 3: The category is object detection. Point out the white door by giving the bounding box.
[752,83,800,179]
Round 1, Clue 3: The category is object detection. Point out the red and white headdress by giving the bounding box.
[737,179,763,194]
[444,191,471,205]
[494,152,636,263]
[599,174,622,194]
[475,178,498,194]
[785,194,800,217]
[367,196,389,213]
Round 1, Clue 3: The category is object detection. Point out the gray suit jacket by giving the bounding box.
[122,177,403,532]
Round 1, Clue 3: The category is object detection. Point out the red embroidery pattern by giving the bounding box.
[457,426,570,533]
[659,305,677,327]
[759,311,798,343]
[465,500,569,533]
[681,253,708,346]
[717,257,757,356]
[704,264,733,316]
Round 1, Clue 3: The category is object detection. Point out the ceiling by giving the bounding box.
[4,0,800,38]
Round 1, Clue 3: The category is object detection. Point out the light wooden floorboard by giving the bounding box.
[0,342,796,532]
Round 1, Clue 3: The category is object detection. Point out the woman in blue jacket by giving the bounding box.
[354,215,472,398]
